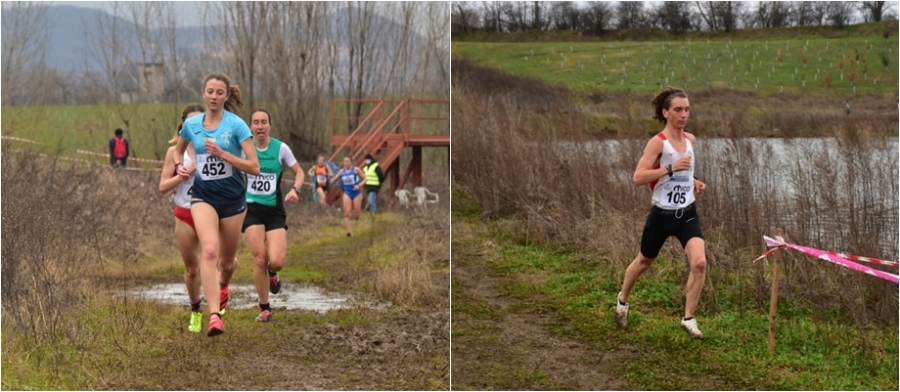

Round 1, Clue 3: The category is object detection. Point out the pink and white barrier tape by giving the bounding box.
[76,149,163,164]
[755,236,899,284]
[1,135,43,145]
[8,148,161,172]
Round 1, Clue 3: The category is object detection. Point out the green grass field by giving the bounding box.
[452,24,898,96]
[1,103,190,165]
[1,98,449,168]
[452,207,899,390]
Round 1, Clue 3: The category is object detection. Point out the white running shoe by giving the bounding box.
[615,292,629,329]
[681,318,704,339]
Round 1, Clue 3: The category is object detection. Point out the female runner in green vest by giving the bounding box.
[242,109,305,322]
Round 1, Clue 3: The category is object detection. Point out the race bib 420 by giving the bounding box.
[196,154,233,181]
[247,173,277,195]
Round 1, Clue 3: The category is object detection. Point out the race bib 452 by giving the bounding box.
[196,154,233,181]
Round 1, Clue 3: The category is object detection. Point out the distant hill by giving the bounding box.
[9,4,440,77]
[38,5,206,73]
[3,4,447,101]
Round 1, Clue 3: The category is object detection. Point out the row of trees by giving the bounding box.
[452,1,897,34]
[2,1,450,157]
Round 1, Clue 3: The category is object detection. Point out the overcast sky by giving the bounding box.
[54,1,206,27]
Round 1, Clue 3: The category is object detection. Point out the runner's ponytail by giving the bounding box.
[225,86,244,114]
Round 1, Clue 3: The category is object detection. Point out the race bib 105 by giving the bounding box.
[660,181,693,209]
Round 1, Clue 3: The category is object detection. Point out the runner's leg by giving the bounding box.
[352,194,363,220]
[245,224,269,309]
[342,194,353,235]
[683,237,707,319]
[174,219,201,303]
[191,203,221,315]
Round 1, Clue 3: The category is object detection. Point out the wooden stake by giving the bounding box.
[768,228,784,354]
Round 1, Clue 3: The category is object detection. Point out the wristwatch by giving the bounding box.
[665,164,673,177]
[293,186,302,194]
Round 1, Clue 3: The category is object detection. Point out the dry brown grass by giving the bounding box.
[2,148,452,389]
[370,207,450,309]
[1,147,171,372]
[452,61,898,325]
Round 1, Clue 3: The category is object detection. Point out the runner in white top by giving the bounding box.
[615,87,709,339]
[650,136,696,211]
[158,105,205,333]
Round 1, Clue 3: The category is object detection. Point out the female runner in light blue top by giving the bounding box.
[330,156,366,237]
[173,73,260,337]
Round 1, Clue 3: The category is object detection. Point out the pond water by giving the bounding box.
[126,282,387,313]
[557,136,899,257]
[560,137,899,199]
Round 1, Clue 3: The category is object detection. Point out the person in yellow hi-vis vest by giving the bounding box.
[363,154,385,213]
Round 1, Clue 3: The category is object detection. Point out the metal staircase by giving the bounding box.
[325,99,449,205]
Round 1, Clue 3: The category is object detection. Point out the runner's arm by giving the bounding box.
[173,136,188,165]
[289,163,305,190]
[218,138,260,176]
[330,172,341,186]
[356,167,367,188]
[159,147,183,193]
[684,132,705,193]
[280,144,305,195]
[632,137,668,186]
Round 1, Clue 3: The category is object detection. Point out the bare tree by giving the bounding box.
[549,1,581,30]
[124,2,166,102]
[452,1,478,33]
[208,2,273,112]
[532,1,545,30]
[616,1,647,29]
[501,1,526,32]
[755,1,793,28]
[86,2,140,130]
[695,1,745,32]
[827,1,856,27]
[481,1,506,33]
[811,1,831,26]
[583,1,614,34]
[654,1,694,33]
[158,2,189,105]
[792,1,816,26]
[427,1,451,96]
[1,2,51,106]
[249,2,333,157]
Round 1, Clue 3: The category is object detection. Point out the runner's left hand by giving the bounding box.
[694,179,706,195]
[284,189,299,203]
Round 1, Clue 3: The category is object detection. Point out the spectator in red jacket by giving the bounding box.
[109,128,130,168]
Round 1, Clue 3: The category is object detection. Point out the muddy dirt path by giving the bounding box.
[451,223,627,390]
[105,218,449,390]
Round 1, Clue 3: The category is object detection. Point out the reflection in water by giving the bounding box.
[126,283,387,313]
[558,137,899,258]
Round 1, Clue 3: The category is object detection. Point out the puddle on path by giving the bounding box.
[126,283,386,313]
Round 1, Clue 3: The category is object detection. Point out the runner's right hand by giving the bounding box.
[672,156,692,172]
[177,163,191,180]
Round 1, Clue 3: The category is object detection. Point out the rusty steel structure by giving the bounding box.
[326,99,450,204]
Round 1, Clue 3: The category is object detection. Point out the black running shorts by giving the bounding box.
[639,203,704,259]
[241,202,288,233]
